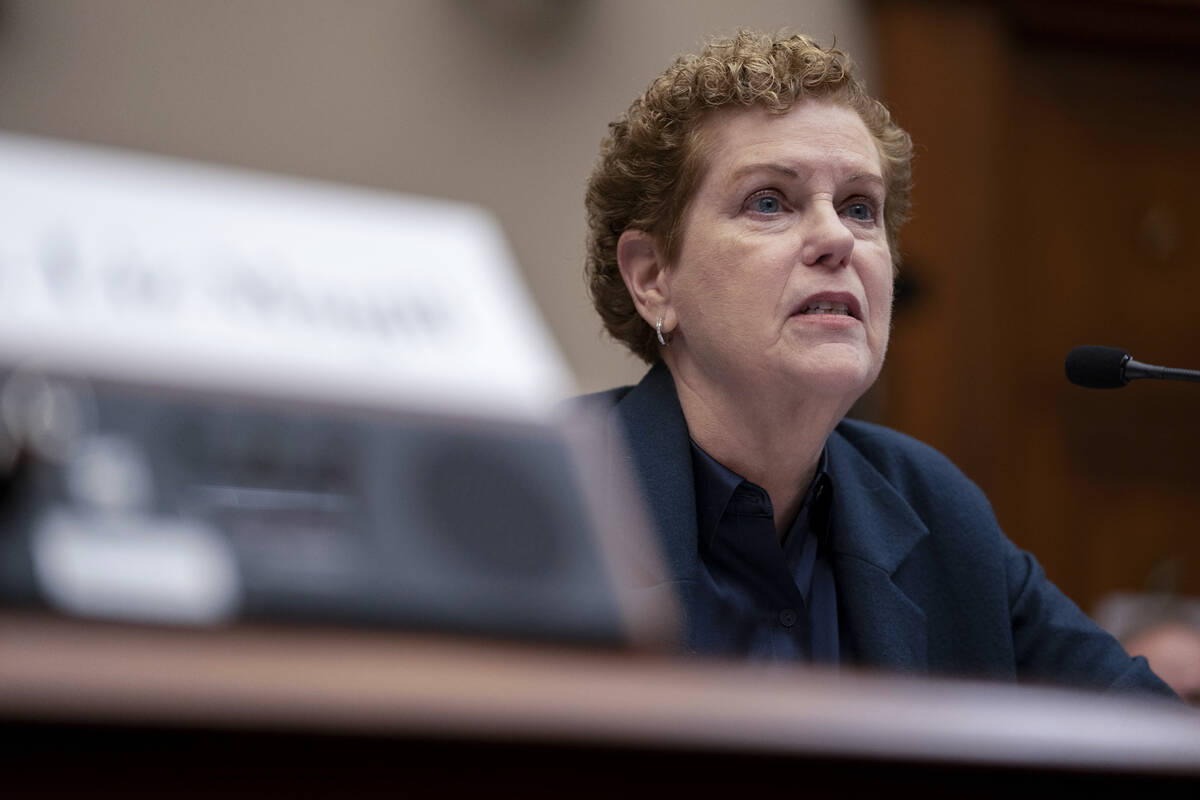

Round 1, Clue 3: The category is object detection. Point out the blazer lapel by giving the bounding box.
[827,431,930,673]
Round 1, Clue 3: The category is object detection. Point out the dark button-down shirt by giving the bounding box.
[689,441,838,664]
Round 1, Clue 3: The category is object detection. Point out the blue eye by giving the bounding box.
[750,193,782,214]
[845,201,875,221]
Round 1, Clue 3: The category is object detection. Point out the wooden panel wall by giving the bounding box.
[871,0,1200,610]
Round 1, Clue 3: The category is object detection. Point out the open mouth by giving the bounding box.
[799,301,852,317]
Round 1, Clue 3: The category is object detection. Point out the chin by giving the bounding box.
[785,357,880,402]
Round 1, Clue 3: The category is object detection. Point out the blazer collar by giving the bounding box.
[610,361,700,585]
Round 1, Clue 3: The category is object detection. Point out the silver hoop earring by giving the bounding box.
[656,317,669,347]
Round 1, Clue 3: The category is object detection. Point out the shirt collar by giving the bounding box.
[689,441,832,549]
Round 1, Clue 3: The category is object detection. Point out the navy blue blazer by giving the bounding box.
[576,362,1174,696]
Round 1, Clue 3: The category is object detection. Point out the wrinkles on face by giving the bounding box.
[662,101,893,415]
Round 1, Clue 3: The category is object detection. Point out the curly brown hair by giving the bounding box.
[585,30,913,364]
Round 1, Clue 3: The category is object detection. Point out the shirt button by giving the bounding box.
[778,608,798,628]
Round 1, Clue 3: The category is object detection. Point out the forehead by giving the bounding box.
[696,101,882,183]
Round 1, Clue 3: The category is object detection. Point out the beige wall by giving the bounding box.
[0,0,872,395]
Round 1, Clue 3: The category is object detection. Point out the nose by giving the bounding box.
[800,203,854,269]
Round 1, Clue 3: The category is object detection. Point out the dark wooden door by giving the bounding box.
[871,0,1200,610]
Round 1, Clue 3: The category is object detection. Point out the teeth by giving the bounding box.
[802,301,851,316]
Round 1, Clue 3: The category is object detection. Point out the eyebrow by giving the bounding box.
[730,162,884,186]
[730,162,800,181]
[846,172,885,188]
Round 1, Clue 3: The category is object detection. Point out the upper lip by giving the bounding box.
[790,291,862,321]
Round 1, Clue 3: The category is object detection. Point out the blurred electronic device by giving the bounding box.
[0,132,672,647]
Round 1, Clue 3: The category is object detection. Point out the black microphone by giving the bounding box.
[1065,346,1200,389]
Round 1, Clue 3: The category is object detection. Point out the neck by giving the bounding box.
[664,357,850,538]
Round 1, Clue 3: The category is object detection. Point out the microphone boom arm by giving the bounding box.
[1124,358,1200,384]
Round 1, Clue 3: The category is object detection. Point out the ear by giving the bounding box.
[616,229,675,332]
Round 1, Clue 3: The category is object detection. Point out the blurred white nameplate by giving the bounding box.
[0,132,572,419]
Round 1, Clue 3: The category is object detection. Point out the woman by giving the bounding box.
[580,30,1173,694]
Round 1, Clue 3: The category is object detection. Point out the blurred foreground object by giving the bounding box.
[1,611,1199,792]
[0,132,672,647]
[0,132,568,416]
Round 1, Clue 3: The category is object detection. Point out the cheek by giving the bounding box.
[875,280,894,328]
[676,239,755,308]
[860,248,894,330]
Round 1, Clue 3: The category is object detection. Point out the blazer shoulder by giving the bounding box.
[557,385,634,417]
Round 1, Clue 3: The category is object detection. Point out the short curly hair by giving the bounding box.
[585,30,914,364]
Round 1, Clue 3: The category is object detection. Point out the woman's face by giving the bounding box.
[662,100,893,408]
